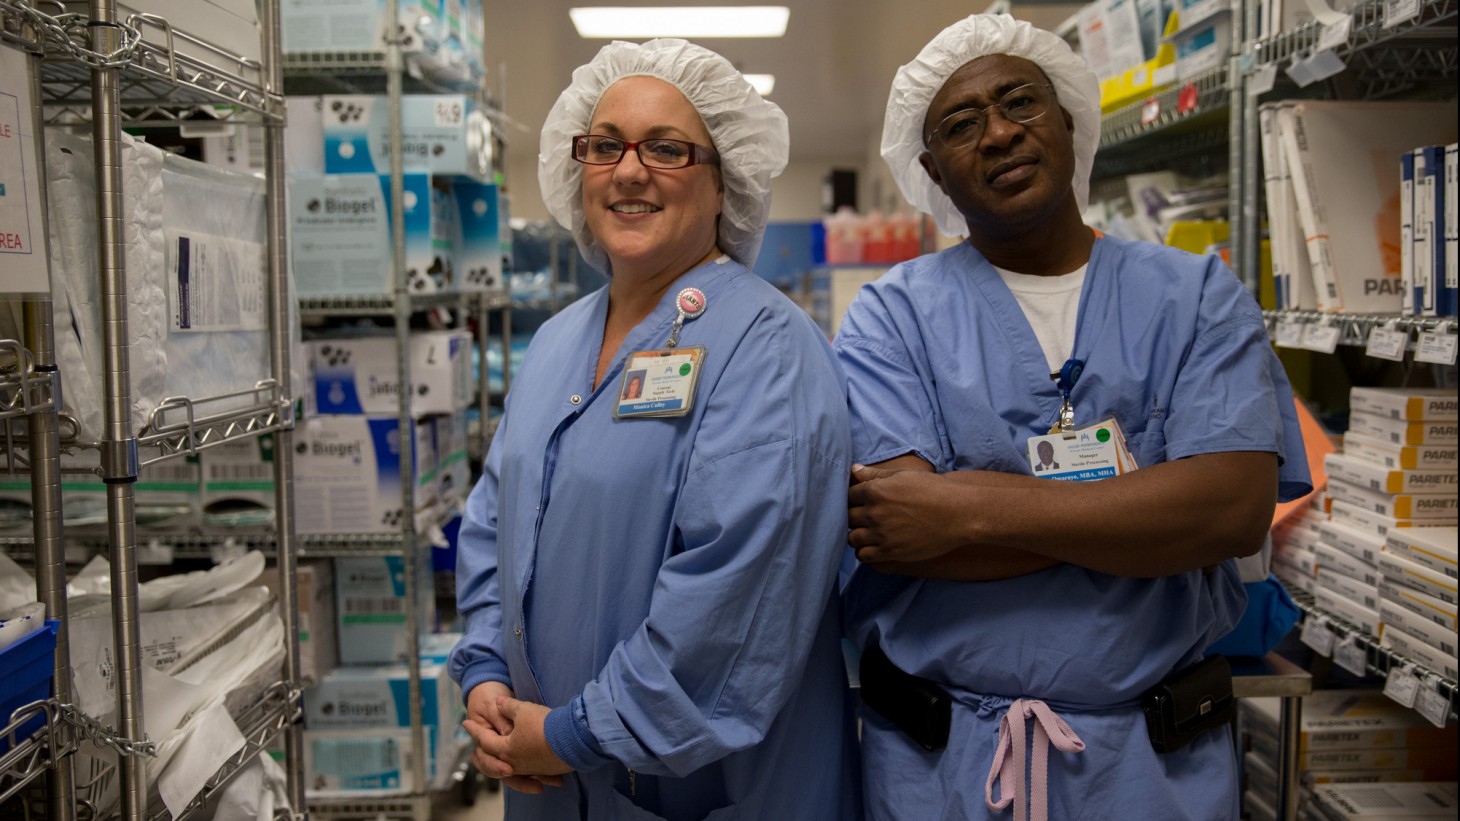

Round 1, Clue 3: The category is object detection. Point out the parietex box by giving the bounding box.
[332,555,437,666]
[308,330,472,418]
[292,416,436,535]
[289,173,451,296]
[322,95,491,180]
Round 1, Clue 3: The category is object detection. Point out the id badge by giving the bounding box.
[614,346,706,419]
[1026,417,1139,482]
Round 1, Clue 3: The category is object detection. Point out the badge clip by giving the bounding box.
[665,287,706,348]
[1048,358,1085,437]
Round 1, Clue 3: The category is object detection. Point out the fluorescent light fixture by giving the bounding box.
[570,6,790,38]
[743,74,775,95]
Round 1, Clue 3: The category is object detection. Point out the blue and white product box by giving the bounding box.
[332,555,438,665]
[282,0,442,55]
[433,412,470,506]
[308,330,472,418]
[289,173,449,296]
[304,728,415,795]
[321,94,491,180]
[453,180,504,292]
[292,416,437,535]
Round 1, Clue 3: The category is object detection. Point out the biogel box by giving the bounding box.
[308,331,472,418]
[322,95,491,180]
[292,416,436,535]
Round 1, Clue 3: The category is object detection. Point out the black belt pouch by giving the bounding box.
[859,642,951,752]
[1141,654,1235,754]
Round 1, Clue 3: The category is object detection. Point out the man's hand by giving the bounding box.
[463,682,565,794]
[848,463,969,565]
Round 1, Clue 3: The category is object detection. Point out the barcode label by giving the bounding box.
[142,464,198,482]
[208,463,273,482]
[344,597,405,615]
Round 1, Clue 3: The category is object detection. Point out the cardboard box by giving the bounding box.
[199,434,276,530]
[1318,519,1386,565]
[308,331,473,418]
[1315,543,1380,586]
[304,728,415,794]
[1326,478,1458,521]
[293,416,437,535]
[1316,586,1382,636]
[433,412,470,507]
[333,556,436,665]
[452,180,504,292]
[1324,453,1458,496]
[1244,691,1459,752]
[1317,567,1380,610]
[1350,387,1460,422]
[282,0,438,54]
[1330,499,1427,539]
[1379,578,1458,633]
[256,561,337,685]
[1378,549,1459,605]
[1343,432,1459,471]
[1385,527,1458,579]
[322,95,491,180]
[1311,782,1459,819]
[289,173,450,296]
[1381,630,1459,679]
[0,46,50,297]
[1347,412,1460,448]
[1380,597,1458,657]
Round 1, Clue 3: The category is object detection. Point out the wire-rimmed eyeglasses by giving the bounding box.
[923,83,1057,150]
[572,134,720,169]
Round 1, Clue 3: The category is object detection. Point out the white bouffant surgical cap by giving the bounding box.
[881,14,1101,238]
[538,38,790,273]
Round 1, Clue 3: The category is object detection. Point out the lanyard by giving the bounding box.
[1048,357,1084,435]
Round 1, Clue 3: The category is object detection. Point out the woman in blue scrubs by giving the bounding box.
[449,39,860,820]
[836,15,1310,821]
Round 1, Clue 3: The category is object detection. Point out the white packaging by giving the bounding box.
[1380,629,1460,680]
[286,96,326,175]
[453,180,504,292]
[1312,781,1458,820]
[289,173,449,297]
[1315,586,1381,636]
[308,331,472,418]
[1379,577,1459,632]
[1318,519,1386,564]
[1326,478,1458,521]
[303,660,453,785]
[1277,101,1458,312]
[1350,387,1459,421]
[322,95,491,180]
[1077,0,1146,79]
[304,728,415,795]
[1348,410,1460,447]
[1380,597,1458,657]
[332,556,436,665]
[1324,452,1458,495]
[1314,543,1380,585]
[1385,527,1458,579]
[282,0,441,54]
[1344,432,1460,471]
[0,45,49,297]
[1329,499,1422,539]
[1318,567,1380,610]
[255,561,337,685]
[433,412,469,506]
[200,434,276,530]
[1168,2,1232,80]
[1378,549,1459,605]
[292,416,437,535]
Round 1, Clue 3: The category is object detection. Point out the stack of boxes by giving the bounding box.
[287,92,508,299]
[281,0,487,91]
[1272,498,1324,595]
[1241,690,1458,820]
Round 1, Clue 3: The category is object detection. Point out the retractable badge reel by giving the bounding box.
[1049,358,1084,436]
[615,287,709,419]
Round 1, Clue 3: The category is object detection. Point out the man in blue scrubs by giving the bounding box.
[836,15,1310,821]
[450,39,860,820]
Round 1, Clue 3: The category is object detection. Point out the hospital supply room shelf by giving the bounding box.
[1287,586,1458,722]
[0,1,309,820]
[0,340,59,421]
[298,291,508,317]
[0,0,284,127]
[1099,65,1230,149]
[1252,0,1457,95]
[1263,310,1460,350]
[0,700,64,806]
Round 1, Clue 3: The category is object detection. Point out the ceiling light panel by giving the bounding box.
[570,6,791,38]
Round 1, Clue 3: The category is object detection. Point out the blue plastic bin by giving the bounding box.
[0,620,59,753]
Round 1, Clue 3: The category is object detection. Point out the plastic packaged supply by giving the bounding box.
[823,207,864,265]
[862,210,892,264]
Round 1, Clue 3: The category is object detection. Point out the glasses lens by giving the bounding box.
[638,139,692,169]
[937,110,987,149]
[1001,84,1051,125]
[580,136,625,164]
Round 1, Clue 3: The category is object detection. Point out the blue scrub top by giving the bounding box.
[834,236,1311,819]
[451,257,861,821]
